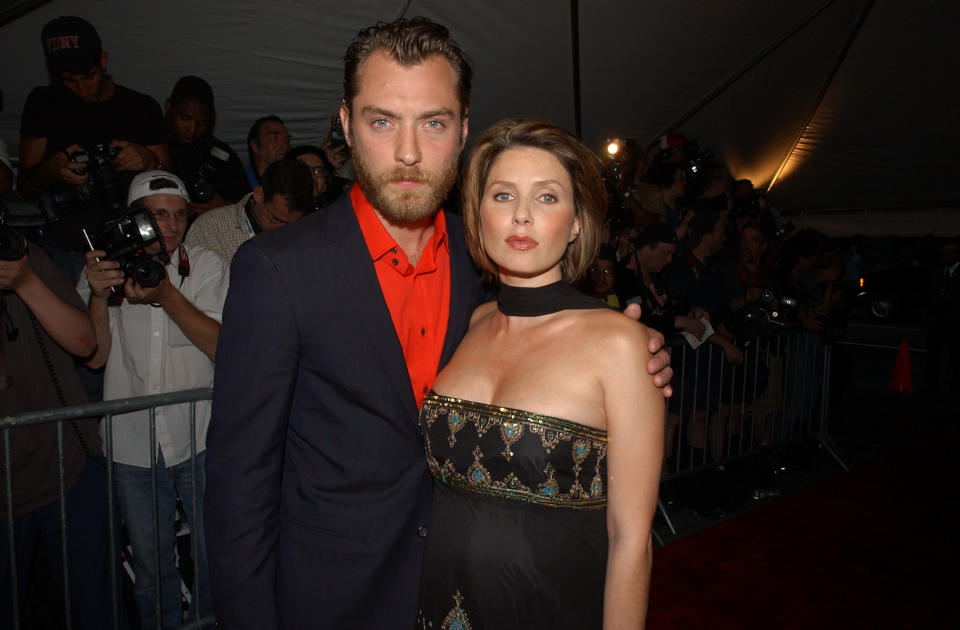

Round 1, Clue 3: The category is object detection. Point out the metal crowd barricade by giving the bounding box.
[1,387,216,630]
[656,328,847,536]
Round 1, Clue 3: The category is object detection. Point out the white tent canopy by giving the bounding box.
[2,0,957,235]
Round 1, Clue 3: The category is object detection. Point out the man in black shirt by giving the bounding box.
[17,16,167,281]
[164,76,250,214]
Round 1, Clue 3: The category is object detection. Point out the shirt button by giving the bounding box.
[392,258,399,266]
[422,386,428,394]
[390,248,398,254]
[420,327,426,335]
[417,526,428,538]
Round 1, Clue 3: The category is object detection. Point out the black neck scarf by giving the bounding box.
[497,280,610,317]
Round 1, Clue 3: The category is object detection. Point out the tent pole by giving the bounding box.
[768,0,877,192]
[645,0,838,149]
[570,0,582,139]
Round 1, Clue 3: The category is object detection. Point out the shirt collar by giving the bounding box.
[351,182,448,264]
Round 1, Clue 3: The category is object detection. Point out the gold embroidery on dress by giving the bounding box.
[466,446,491,487]
[571,438,590,476]
[499,420,523,460]
[447,410,467,447]
[441,590,472,630]
[536,462,560,498]
[421,394,608,509]
[528,424,563,453]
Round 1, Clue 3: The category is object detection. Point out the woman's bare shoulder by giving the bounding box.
[576,308,652,359]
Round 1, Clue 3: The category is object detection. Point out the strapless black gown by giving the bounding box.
[417,393,608,629]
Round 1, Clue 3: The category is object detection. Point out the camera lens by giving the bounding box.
[0,228,28,261]
[131,258,167,288]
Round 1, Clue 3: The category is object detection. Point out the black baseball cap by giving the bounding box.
[41,16,102,75]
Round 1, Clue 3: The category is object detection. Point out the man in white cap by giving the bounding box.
[78,170,228,629]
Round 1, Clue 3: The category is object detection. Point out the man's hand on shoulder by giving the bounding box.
[622,302,674,397]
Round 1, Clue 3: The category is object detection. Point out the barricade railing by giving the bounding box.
[1,387,215,630]
[3,331,843,625]
[655,328,847,537]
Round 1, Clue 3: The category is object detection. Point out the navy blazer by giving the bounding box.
[205,191,484,629]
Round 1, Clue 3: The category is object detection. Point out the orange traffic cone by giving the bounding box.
[889,338,913,393]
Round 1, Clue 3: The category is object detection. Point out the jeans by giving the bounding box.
[114,449,213,630]
[1,456,117,630]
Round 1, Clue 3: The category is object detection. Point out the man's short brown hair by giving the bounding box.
[342,17,472,116]
[461,118,607,285]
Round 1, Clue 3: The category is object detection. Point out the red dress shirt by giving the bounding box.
[351,184,451,408]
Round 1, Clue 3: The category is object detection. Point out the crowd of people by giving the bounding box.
[1,13,957,630]
[579,132,959,465]
[0,14,672,630]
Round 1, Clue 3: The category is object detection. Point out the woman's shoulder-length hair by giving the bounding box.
[460,118,607,285]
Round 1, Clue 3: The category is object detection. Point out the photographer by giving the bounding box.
[17,17,168,283]
[606,139,658,228]
[1,223,113,628]
[635,162,694,239]
[286,144,351,209]
[321,113,353,180]
[185,157,313,262]
[79,171,228,629]
[244,115,290,188]
[164,76,250,214]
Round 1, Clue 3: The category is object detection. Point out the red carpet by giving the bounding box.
[648,428,959,629]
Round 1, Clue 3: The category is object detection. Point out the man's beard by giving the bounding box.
[353,148,459,225]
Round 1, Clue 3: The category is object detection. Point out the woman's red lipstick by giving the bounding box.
[506,235,538,250]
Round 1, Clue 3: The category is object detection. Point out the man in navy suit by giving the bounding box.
[205,17,673,629]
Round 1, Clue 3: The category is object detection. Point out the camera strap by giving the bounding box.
[177,243,190,288]
[0,293,20,342]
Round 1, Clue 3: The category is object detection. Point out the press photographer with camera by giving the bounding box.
[1,204,115,629]
[79,171,228,629]
[164,76,250,214]
[17,17,168,284]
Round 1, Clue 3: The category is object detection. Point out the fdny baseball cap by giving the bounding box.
[127,171,191,206]
[41,16,103,75]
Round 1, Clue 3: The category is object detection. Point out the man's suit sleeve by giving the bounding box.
[204,239,298,628]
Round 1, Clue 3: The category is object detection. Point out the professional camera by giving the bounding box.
[679,140,713,181]
[601,161,634,231]
[68,142,126,211]
[189,138,232,203]
[328,115,347,149]
[0,199,60,260]
[83,208,169,300]
[735,288,798,339]
[0,217,27,262]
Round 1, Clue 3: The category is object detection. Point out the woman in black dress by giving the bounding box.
[418,119,663,629]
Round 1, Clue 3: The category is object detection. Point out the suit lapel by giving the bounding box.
[326,198,419,426]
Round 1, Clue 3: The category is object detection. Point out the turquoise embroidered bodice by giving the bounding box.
[420,393,608,509]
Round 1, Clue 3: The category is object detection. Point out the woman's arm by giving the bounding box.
[601,321,665,629]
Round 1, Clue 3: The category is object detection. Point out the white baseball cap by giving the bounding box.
[127,170,190,206]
